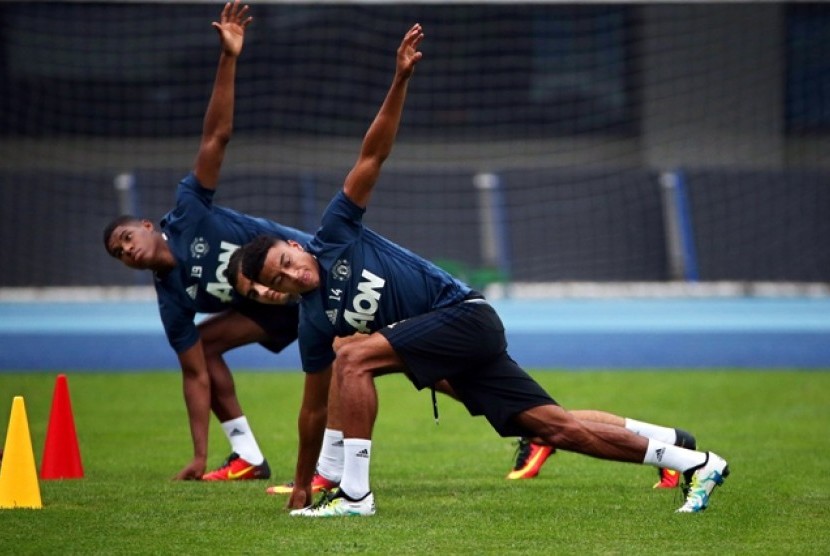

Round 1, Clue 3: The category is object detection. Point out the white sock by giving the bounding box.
[316,428,344,482]
[340,438,372,499]
[643,439,706,472]
[625,418,678,444]
[221,416,264,465]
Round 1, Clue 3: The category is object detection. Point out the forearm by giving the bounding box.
[360,73,411,163]
[343,74,411,207]
[178,348,212,460]
[294,404,327,486]
[202,52,238,147]
[193,1,250,188]
[343,25,422,208]
[182,375,211,460]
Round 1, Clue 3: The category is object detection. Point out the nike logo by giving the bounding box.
[227,465,255,479]
[527,450,546,468]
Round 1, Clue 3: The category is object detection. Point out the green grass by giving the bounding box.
[1,370,829,554]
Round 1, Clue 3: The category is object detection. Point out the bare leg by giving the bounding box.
[334,333,408,498]
[198,310,269,421]
[570,409,625,427]
[334,334,405,439]
[513,404,648,463]
[198,311,273,464]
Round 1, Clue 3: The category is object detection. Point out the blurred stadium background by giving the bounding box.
[1,1,828,369]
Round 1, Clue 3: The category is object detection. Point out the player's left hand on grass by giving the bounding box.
[287,485,312,510]
[173,459,206,481]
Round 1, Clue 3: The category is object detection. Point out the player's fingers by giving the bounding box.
[236,4,250,19]
[411,32,424,50]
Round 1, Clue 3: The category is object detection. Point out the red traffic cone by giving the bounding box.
[40,374,84,479]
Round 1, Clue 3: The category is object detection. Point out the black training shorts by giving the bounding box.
[236,300,300,354]
[379,298,556,437]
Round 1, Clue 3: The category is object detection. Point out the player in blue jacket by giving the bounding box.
[103,1,333,486]
[236,23,728,516]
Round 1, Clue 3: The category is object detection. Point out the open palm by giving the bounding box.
[397,23,424,78]
[212,0,252,57]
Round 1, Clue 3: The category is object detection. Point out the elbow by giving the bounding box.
[360,147,390,169]
[202,130,232,154]
[214,128,232,148]
[375,152,391,168]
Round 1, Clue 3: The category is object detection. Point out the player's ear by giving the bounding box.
[287,240,304,251]
[140,219,155,231]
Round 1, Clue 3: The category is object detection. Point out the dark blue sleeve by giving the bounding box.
[156,283,199,354]
[315,191,365,246]
[166,173,214,224]
[298,309,336,373]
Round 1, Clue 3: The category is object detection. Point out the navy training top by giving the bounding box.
[155,172,312,353]
[299,190,471,372]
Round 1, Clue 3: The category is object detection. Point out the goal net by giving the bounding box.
[1,1,828,297]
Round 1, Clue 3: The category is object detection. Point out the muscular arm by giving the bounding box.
[173,341,212,480]
[343,23,423,209]
[193,1,252,190]
[288,366,333,509]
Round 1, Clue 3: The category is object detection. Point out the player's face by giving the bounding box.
[106,221,160,270]
[234,269,291,305]
[258,240,320,295]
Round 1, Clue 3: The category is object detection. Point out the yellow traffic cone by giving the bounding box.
[0,396,42,509]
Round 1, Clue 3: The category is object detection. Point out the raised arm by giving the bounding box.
[342,23,424,208]
[192,0,252,190]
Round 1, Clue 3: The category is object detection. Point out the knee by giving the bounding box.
[198,330,227,359]
[520,406,587,448]
[201,343,223,361]
[334,343,372,381]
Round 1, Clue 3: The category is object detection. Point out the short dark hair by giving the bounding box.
[102,215,141,256]
[225,247,243,290]
[239,235,280,283]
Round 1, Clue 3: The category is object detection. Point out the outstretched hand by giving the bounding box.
[396,23,424,80]
[173,458,206,481]
[212,0,253,58]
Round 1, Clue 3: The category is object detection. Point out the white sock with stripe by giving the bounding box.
[221,416,264,465]
[340,438,372,500]
[625,418,678,444]
[315,428,344,482]
[643,439,706,472]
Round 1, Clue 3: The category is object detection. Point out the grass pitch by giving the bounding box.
[0,370,829,554]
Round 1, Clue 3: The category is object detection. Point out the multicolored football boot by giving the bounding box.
[676,452,730,513]
[654,468,682,488]
[202,452,271,481]
[290,488,376,517]
[654,428,697,489]
[506,438,554,480]
[266,473,339,495]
